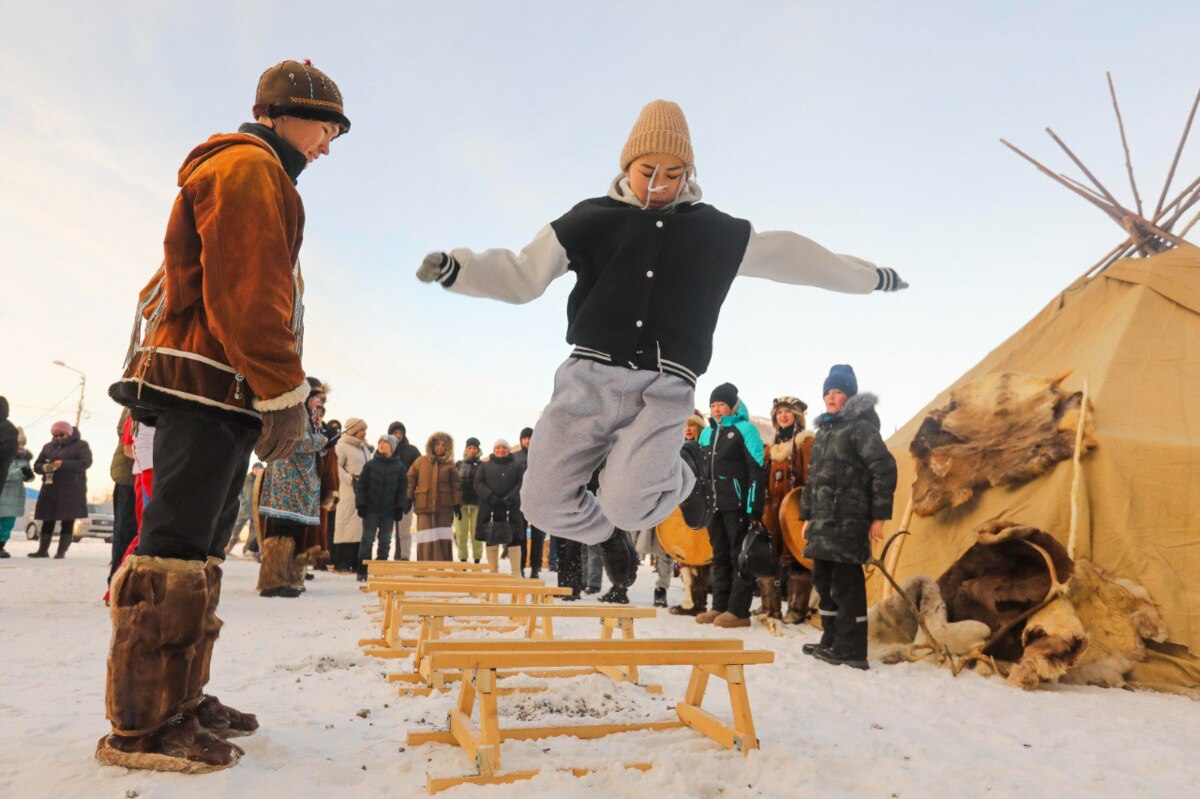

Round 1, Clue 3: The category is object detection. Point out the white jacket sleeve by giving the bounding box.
[737,228,902,293]
[437,224,570,304]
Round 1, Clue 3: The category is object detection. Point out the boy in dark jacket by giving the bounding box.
[696,383,767,628]
[801,365,898,669]
[454,437,484,563]
[356,435,409,580]
[417,100,905,582]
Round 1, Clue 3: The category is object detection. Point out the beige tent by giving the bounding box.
[868,244,1200,688]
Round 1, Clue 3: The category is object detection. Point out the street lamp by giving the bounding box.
[53,360,87,429]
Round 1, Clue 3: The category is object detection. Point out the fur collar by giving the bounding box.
[815,393,880,429]
[769,430,813,463]
[425,431,455,463]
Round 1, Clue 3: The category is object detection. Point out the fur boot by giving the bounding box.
[96,555,243,773]
[289,551,308,592]
[670,564,710,616]
[257,537,299,597]
[783,568,813,625]
[755,577,783,619]
[189,560,258,739]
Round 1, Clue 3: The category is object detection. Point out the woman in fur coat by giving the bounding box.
[760,396,814,624]
[332,418,371,571]
[256,385,329,596]
[407,431,463,561]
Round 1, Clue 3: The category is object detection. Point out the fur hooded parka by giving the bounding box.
[407,432,462,515]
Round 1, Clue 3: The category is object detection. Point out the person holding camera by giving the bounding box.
[30,421,93,559]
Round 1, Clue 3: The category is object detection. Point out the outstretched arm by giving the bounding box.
[417,224,569,304]
[737,228,906,293]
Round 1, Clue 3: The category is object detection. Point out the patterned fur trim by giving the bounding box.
[253,381,310,412]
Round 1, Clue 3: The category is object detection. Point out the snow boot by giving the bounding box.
[29,528,52,557]
[257,536,298,597]
[189,561,258,740]
[695,610,720,625]
[784,568,813,624]
[679,441,714,530]
[669,603,704,616]
[813,647,869,671]
[356,562,368,583]
[0,543,9,558]
[599,528,638,590]
[97,555,243,773]
[598,586,629,604]
[754,577,782,619]
[714,612,751,629]
[653,587,667,608]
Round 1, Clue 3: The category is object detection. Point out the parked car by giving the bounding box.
[25,504,115,542]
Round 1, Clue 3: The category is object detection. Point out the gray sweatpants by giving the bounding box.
[521,358,696,546]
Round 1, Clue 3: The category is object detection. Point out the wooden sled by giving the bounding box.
[408,639,774,793]
[384,602,657,694]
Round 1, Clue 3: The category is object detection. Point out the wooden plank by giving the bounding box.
[448,707,494,776]
[725,664,758,752]
[683,665,709,707]
[427,763,653,795]
[395,602,655,618]
[676,701,739,750]
[419,638,741,654]
[409,720,683,747]
[427,648,774,671]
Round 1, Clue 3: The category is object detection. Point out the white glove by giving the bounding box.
[875,267,908,292]
[417,251,450,283]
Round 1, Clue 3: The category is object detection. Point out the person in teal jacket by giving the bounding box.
[696,383,767,628]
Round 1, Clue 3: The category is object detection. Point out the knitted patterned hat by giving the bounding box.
[620,100,693,171]
[255,59,350,134]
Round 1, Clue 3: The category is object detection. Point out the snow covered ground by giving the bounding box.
[1,536,1197,799]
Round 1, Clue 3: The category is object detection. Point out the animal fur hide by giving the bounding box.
[869,575,991,663]
[937,520,1075,662]
[909,372,1095,517]
[879,519,1169,691]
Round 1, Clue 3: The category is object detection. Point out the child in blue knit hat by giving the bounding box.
[801,364,898,670]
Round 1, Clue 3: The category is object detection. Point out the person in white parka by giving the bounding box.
[332,418,371,571]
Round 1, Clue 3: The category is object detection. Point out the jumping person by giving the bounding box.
[99,59,348,773]
[416,99,905,582]
[801,365,898,670]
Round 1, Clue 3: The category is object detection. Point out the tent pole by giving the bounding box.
[879,492,915,600]
[1066,379,1091,562]
[1107,72,1144,218]
[1153,86,1200,217]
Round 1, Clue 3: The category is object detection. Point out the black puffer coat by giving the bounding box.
[456,456,483,505]
[474,454,524,546]
[33,428,93,521]
[0,397,17,480]
[356,451,409,521]
[800,394,897,564]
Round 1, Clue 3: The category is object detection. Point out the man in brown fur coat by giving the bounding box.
[98,60,349,773]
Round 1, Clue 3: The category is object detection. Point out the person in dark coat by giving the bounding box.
[31,421,93,558]
[355,435,409,580]
[387,421,423,560]
[801,365,898,670]
[474,440,524,574]
[454,437,484,563]
[696,383,767,628]
[0,396,18,482]
[513,426,545,577]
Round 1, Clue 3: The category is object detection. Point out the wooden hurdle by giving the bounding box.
[360,580,572,656]
[365,559,493,575]
[407,639,774,793]
[384,602,657,694]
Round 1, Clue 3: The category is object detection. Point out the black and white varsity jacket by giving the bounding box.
[431,178,901,386]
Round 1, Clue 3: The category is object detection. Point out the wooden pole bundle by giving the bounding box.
[1005,75,1200,287]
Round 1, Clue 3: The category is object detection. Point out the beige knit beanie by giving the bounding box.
[620,99,694,171]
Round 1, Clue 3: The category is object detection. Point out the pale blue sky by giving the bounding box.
[3,1,1199,490]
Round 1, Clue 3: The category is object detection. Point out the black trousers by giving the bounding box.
[109,482,138,581]
[136,411,258,562]
[707,510,754,617]
[36,519,75,555]
[554,536,583,592]
[528,526,546,576]
[812,559,868,659]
